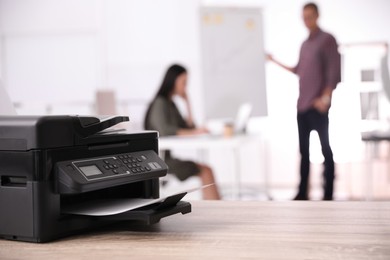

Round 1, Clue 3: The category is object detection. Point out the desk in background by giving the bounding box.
[0,201,389,259]
[159,134,269,199]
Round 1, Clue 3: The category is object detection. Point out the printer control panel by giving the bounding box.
[56,150,167,193]
[73,151,161,181]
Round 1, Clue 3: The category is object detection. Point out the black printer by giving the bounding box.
[0,115,191,242]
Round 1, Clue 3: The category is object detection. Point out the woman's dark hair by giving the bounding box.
[144,64,187,129]
[155,64,187,98]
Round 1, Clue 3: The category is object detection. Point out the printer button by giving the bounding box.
[131,169,137,173]
[104,165,110,170]
[113,164,118,168]
[145,166,151,171]
[137,158,142,162]
[113,169,119,174]
[109,165,114,169]
[118,155,124,159]
[104,160,110,164]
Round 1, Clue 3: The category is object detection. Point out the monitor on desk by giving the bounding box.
[206,103,253,136]
[0,81,17,115]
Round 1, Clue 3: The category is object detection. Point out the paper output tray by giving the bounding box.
[99,200,191,225]
[64,193,191,225]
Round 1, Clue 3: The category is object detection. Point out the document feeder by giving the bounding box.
[0,115,191,242]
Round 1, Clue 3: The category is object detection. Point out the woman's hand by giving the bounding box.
[181,90,195,127]
[177,127,209,136]
[180,90,189,101]
[192,127,209,135]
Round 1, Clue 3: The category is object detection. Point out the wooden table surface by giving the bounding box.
[0,201,389,260]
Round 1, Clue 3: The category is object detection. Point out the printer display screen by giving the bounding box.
[79,165,103,176]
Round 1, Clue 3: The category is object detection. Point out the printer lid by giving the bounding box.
[0,115,130,151]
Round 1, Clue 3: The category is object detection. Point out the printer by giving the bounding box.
[0,115,191,242]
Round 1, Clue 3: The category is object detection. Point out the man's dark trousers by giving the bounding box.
[297,108,335,200]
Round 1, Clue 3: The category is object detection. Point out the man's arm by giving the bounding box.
[266,54,296,73]
[313,36,341,113]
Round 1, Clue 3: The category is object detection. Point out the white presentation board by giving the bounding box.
[200,6,267,119]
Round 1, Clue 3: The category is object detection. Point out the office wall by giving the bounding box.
[0,0,203,122]
[1,0,390,117]
[1,0,390,193]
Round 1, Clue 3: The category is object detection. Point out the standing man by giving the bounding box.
[268,2,341,200]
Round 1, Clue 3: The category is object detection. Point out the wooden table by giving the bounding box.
[0,201,389,259]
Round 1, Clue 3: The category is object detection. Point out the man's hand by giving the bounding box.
[266,53,274,62]
[266,53,294,73]
[313,96,331,113]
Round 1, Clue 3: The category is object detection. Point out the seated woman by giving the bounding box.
[144,64,220,200]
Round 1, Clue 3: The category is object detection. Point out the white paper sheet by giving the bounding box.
[62,184,213,216]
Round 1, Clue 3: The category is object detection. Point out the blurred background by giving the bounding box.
[1,0,390,200]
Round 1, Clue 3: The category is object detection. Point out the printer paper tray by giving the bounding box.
[97,201,191,225]
[63,193,191,225]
